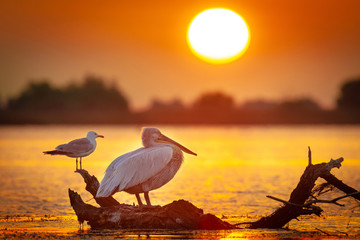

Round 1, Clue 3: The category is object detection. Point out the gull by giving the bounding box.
[43,131,104,170]
[96,127,197,206]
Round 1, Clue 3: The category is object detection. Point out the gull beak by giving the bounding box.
[158,134,197,156]
[97,135,104,138]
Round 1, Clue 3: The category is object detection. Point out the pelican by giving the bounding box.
[43,131,104,170]
[96,127,197,206]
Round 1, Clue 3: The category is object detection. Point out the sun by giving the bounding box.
[187,8,250,64]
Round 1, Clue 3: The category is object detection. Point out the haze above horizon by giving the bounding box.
[1,0,360,110]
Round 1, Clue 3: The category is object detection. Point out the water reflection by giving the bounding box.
[0,125,359,234]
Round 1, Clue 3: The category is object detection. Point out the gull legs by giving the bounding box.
[75,157,83,171]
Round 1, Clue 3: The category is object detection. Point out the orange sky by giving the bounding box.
[1,0,360,110]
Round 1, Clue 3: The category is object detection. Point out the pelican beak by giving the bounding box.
[158,134,197,156]
[97,135,104,138]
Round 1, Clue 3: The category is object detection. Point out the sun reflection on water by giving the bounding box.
[0,125,359,235]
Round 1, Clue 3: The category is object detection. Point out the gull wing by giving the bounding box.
[96,146,173,197]
[56,138,94,154]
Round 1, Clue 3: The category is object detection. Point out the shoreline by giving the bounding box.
[1,227,360,240]
[1,216,359,240]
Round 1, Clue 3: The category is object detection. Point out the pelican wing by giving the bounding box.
[96,146,173,197]
[56,138,94,154]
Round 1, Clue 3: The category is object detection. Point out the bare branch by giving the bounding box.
[321,173,360,201]
[331,191,360,203]
[254,153,357,229]
[311,183,333,197]
[268,192,360,209]
[266,195,302,207]
[326,157,343,171]
[307,199,345,207]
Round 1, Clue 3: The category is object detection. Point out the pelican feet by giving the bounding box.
[135,192,158,208]
[144,192,151,206]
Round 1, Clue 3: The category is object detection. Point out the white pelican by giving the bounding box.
[96,127,197,206]
[43,131,104,170]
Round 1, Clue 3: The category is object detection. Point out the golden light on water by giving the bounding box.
[1,125,360,234]
[187,8,250,64]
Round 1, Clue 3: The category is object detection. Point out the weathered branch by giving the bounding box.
[331,191,360,202]
[268,191,360,209]
[321,173,360,201]
[75,169,120,207]
[266,195,303,207]
[248,147,357,229]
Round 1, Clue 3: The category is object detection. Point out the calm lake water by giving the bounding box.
[0,125,359,237]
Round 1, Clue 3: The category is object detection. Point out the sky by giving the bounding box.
[1,0,360,110]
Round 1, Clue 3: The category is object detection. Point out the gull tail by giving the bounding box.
[43,150,72,155]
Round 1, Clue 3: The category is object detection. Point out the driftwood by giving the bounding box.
[69,148,359,230]
[74,169,121,208]
[248,147,360,229]
[69,169,234,230]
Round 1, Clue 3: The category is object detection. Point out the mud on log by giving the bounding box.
[248,147,360,229]
[69,169,234,230]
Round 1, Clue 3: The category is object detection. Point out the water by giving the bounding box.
[0,125,359,237]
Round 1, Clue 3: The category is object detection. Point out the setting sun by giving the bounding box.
[187,8,250,64]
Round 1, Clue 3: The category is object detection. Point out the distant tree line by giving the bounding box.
[0,76,359,124]
[0,76,130,124]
